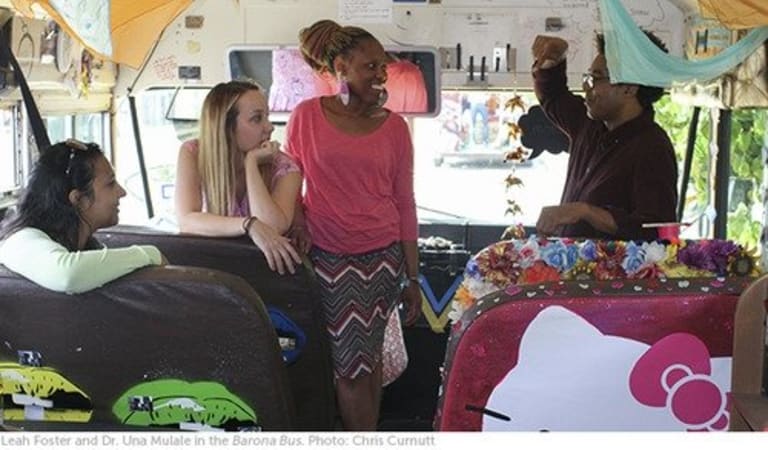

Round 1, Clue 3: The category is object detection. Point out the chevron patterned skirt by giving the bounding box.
[310,242,405,379]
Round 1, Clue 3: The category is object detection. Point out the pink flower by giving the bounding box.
[517,239,541,269]
[631,264,663,279]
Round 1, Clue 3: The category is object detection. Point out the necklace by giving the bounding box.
[327,97,385,119]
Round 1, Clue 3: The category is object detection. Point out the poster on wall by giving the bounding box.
[339,0,392,23]
[685,16,732,60]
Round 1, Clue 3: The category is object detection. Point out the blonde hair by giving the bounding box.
[298,19,377,75]
[197,80,261,216]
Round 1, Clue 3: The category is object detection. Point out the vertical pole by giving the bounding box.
[713,109,731,239]
[677,106,700,221]
[128,93,154,219]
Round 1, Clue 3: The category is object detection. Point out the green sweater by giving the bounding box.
[0,227,162,294]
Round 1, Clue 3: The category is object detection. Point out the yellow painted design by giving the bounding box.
[0,362,92,423]
[420,291,451,333]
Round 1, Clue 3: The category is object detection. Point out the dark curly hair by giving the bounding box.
[298,19,378,75]
[596,31,667,109]
[0,140,104,251]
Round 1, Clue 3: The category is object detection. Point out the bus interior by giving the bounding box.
[1,0,768,432]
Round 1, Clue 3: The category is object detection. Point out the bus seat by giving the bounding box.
[0,264,294,431]
[94,225,335,430]
[730,274,768,431]
[435,276,752,431]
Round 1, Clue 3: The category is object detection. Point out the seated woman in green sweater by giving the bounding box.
[0,139,165,293]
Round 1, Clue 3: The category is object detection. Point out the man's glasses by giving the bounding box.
[64,139,88,176]
[582,73,611,89]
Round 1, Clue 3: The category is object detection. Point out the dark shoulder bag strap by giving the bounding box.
[0,22,50,150]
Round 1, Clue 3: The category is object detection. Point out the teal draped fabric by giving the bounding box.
[599,0,768,88]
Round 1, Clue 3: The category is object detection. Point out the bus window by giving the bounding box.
[46,113,111,159]
[75,113,110,157]
[46,116,72,145]
[412,90,569,227]
[115,89,202,226]
[114,86,294,227]
[0,107,19,194]
[727,109,765,249]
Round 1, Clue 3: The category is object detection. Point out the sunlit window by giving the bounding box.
[114,88,572,228]
[46,113,110,158]
[412,91,568,226]
[0,108,18,193]
[46,116,72,145]
[115,89,201,225]
[75,113,109,156]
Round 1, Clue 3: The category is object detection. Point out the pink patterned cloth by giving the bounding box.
[269,49,335,112]
[181,139,300,217]
[382,309,408,386]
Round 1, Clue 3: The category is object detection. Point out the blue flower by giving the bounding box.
[566,244,579,269]
[579,240,598,261]
[621,241,646,275]
[465,259,480,278]
[541,240,577,272]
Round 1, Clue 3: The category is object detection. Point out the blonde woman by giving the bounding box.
[175,80,302,274]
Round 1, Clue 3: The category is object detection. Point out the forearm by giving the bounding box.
[46,246,162,293]
[245,163,291,234]
[0,228,162,294]
[532,38,568,103]
[582,203,618,236]
[291,199,307,230]
[401,240,420,279]
[177,212,247,237]
[532,58,565,102]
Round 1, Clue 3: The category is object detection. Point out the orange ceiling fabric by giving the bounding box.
[11,0,193,68]
[698,0,768,29]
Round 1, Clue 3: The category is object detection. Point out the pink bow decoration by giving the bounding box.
[629,333,729,431]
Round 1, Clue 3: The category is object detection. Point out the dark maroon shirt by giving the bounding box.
[534,62,678,240]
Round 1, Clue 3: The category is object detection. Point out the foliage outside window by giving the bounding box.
[654,96,712,235]
[655,96,765,251]
[728,110,765,251]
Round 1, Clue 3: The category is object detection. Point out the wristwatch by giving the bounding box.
[401,275,420,289]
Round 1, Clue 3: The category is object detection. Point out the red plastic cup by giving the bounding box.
[642,222,682,241]
[657,224,680,240]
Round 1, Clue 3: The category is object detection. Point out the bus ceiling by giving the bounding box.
[4,1,766,104]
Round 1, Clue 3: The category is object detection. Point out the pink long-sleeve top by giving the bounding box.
[284,97,418,255]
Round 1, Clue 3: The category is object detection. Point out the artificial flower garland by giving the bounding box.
[449,237,759,322]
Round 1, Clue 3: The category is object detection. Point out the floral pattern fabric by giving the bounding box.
[450,237,760,322]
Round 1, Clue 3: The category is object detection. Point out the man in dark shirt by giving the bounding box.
[531,33,678,240]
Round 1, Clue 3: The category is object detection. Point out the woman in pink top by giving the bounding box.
[175,80,302,274]
[287,20,421,430]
